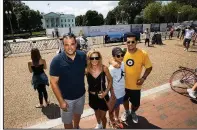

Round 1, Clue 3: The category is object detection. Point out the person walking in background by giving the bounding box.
[108,47,125,128]
[180,27,186,40]
[144,28,150,47]
[110,33,152,124]
[169,27,174,40]
[183,26,195,51]
[28,48,50,108]
[50,33,86,129]
[86,50,112,129]
[52,31,54,38]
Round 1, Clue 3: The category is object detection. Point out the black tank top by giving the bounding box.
[31,64,44,75]
[86,71,106,93]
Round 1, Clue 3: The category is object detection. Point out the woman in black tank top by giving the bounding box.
[28,48,50,108]
[86,50,112,129]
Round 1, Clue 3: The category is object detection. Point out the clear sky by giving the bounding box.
[22,1,119,18]
[22,1,171,18]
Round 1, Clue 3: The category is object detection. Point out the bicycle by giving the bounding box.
[169,66,197,94]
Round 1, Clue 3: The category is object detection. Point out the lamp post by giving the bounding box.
[177,11,181,23]
[5,11,14,38]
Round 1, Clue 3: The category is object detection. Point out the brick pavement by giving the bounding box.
[53,88,197,129]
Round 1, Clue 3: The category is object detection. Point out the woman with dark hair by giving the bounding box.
[28,48,50,108]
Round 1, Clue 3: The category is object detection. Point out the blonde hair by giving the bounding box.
[87,49,103,73]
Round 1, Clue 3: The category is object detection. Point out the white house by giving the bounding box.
[42,12,75,29]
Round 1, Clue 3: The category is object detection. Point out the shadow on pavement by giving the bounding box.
[190,98,197,104]
[122,116,161,129]
[41,103,61,119]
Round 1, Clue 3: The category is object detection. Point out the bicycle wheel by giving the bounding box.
[169,69,196,93]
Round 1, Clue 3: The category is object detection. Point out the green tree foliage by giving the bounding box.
[83,10,104,26]
[75,15,84,26]
[105,10,116,25]
[160,2,180,23]
[4,0,43,34]
[143,2,162,23]
[173,0,197,8]
[116,0,155,23]
[179,5,194,22]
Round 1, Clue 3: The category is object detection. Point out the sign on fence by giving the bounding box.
[132,24,143,32]
[151,24,160,32]
[160,23,167,32]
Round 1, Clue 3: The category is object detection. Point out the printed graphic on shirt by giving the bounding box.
[126,59,134,67]
[117,69,125,82]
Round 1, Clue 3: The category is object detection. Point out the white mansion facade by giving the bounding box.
[41,12,75,29]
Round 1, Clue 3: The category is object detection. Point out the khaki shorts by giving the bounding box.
[61,94,85,124]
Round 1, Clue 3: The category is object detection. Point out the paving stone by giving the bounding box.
[159,114,168,120]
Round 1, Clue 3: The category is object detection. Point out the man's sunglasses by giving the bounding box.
[126,41,136,44]
[116,54,124,58]
[90,57,100,60]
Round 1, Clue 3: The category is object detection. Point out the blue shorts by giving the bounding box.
[114,96,124,109]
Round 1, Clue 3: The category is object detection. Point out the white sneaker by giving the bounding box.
[131,111,138,123]
[121,111,130,122]
[184,48,186,51]
[187,88,192,93]
[187,89,197,98]
[189,92,197,99]
[95,123,103,129]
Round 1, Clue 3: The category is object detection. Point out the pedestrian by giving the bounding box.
[52,31,54,38]
[169,27,174,40]
[28,48,50,108]
[108,47,125,128]
[86,50,112,129]
[180,27,186,40]
[50,33,86,129]
[144,28,150,47]
[183,26,195,51]
[110,32,152,123]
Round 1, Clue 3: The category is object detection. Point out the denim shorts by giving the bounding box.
[114,96,124,109]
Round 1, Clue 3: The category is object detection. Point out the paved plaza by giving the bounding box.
[4,38,197,128]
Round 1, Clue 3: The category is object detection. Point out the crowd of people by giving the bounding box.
[28,29,196,129]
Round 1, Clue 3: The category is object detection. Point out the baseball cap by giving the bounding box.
[112,47,124,57]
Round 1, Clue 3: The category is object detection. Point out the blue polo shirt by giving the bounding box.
[50,50,86,100]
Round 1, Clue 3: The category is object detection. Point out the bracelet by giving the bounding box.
[142,76,146,80]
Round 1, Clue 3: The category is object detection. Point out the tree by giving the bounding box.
[179,5,194,22]
[173,0,197,8]
[19,9,42,34]
[105,10,116,25]
[75,15,84,26]
[160,2,180,23]
[143,2,162,23]
[4,0,43,35]
[117,0,155,23]
[134,15,144,24]
[83,10,104,26]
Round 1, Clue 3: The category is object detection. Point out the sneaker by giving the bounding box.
[121,111,130,122]
[187,88,192,93]
[188,91,197,99]
[131,111,138,123]
[95,123,103,129]
[184,48,187,51]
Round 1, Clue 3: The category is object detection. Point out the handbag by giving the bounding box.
[100,73,117,112]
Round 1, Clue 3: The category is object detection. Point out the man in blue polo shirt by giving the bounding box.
[50,33,86,129]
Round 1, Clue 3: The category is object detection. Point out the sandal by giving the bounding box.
[115,118,124,129]
[35,104,44,108]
